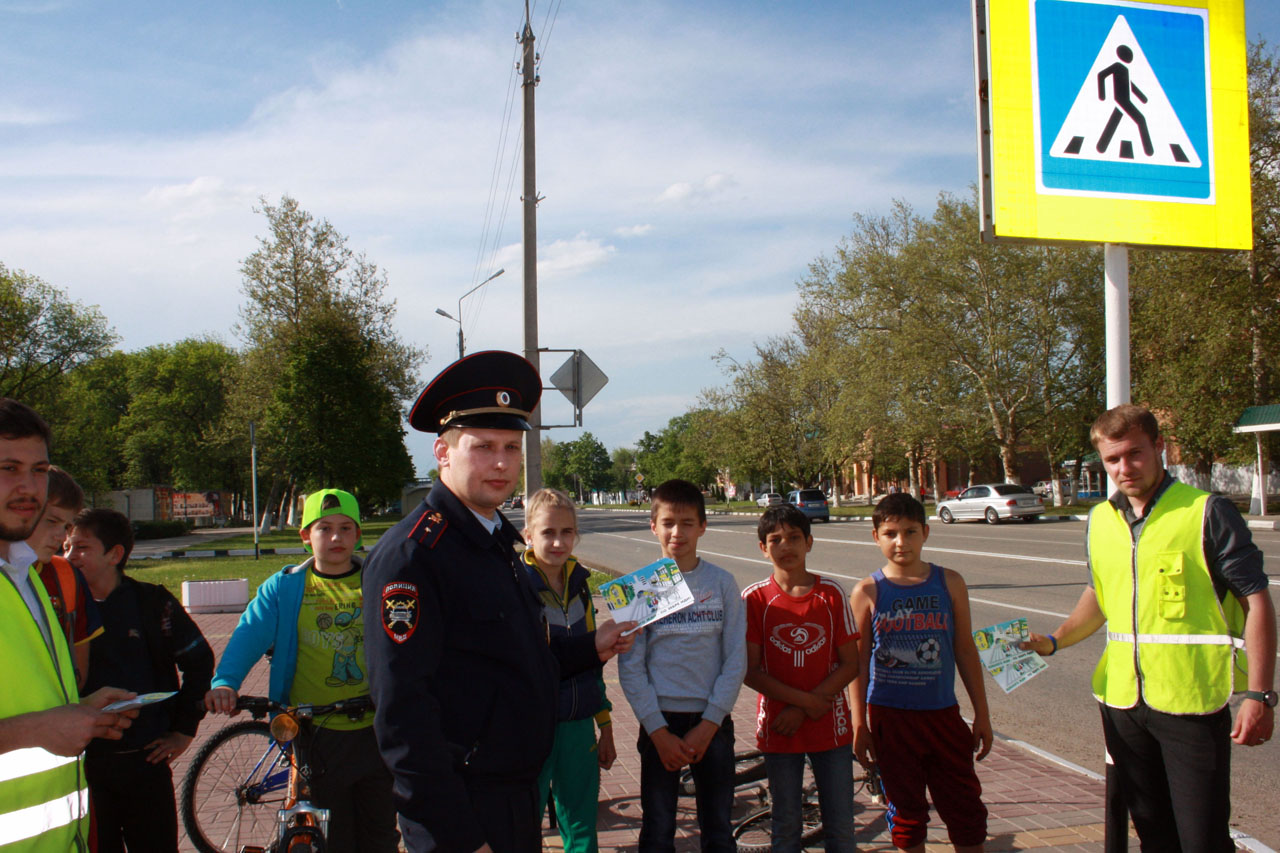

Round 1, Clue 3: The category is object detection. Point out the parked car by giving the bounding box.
[756,493,783,507]
[786,488,830,523]
[935,484,1044,524]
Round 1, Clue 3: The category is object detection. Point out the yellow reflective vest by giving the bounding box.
[1088,480,1246,714]
[0,564,88,851]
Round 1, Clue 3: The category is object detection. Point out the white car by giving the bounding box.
[756,493,783,507]
[936,484,1044,524]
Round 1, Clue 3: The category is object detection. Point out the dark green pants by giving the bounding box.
[536,717,601,853]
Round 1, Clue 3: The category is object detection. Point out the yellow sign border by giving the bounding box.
[982,0,1251,249]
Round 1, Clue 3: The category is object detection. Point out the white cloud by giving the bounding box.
[614,224,652,238]
[656,173,737,205]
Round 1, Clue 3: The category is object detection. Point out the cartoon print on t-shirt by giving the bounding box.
[316,608,364,686]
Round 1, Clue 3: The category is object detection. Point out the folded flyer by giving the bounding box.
[972,617,1047,693]
[598,557,695,632]
[102,691,178,712]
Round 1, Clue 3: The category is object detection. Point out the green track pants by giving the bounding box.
[536,717,601,853]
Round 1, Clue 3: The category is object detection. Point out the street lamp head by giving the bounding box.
[435,308,456,320]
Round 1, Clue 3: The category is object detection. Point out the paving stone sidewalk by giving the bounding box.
[179,609,1134,852]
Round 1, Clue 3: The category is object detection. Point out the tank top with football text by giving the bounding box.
[866,564,957,710]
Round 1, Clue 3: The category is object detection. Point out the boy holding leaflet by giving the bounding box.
[849,493,991,853]
[618,479,747,852]
[742,504,861,853]
[521,487,615,853]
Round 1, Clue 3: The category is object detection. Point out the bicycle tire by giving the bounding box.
[732,799,824,853]
[180,720,289,853]
[679,749,768,796]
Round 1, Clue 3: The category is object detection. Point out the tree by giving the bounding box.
[47,352,132,497]
[236,196,425,516]
[797,193,1101,483]
[562,433,611,501]
[609,446,638,494]
[0,264,117,409]
[118,338,244,491]
[635,414,716,488]
[260,311,415,507]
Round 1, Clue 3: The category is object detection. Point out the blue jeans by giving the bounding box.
[637,712,736,852]
[763,745,857,853]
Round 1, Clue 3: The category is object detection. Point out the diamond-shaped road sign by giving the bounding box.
[550,350,608,410]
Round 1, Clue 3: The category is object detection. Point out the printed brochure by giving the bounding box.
[972,617,1047,693]
[102,691,178,712]
[598,558,695,633]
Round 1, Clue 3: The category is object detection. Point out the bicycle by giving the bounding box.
[179,695,373,853]
[726,753,885,853]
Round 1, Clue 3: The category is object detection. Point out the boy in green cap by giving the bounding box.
[205,489,399,852]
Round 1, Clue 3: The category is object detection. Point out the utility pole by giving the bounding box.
[520,2,543,497]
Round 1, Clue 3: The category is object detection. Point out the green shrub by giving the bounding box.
[133,519,192,540]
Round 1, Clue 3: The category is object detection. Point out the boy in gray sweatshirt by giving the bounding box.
[618,479,747,852]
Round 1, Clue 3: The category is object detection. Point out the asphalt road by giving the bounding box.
[533,507,1280,848]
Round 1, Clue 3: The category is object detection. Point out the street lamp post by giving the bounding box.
[435,268,505,359]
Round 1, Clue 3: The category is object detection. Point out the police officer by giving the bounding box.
[362,352,634,853]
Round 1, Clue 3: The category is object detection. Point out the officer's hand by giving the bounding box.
[472,846,494,853]
[37,701,129,756]
[595,620,638,662]
[1231,698,1274,747]
[81,686,140,735]
[204,686,241,716]
[1019,632,1056,656]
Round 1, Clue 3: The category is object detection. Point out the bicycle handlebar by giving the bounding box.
[235,695,375,720]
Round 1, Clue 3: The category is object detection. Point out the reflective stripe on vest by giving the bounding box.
[0,788,88,848]
[0,566,86,850]
[0,749,77,785]
[1106,631,1245,648]
[1088,481,1244,714]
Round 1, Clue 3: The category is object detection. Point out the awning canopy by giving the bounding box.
[1233,404,1280,434]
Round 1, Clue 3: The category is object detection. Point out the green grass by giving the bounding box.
[132,544,621,603]
[127,554,298,600]
[204,516,401,550]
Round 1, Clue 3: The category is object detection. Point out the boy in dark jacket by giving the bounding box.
[69,508,213,853]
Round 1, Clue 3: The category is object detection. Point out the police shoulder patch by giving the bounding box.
[382,581,420,644]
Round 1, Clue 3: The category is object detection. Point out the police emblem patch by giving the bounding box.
[382,581,419,644]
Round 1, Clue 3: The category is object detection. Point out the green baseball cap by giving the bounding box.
[300,488,363,551]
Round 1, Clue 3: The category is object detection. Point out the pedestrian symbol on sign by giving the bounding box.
[1049,15,1200,168]
[1032,0,1212,203]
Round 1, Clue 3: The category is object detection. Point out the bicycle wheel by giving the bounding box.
[732,799,824,853]
[181,720,289,853]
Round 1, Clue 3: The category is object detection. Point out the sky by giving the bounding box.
[3,0,1279,478]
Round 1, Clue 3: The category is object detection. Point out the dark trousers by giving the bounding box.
[85,749,177,853]
[309,726,401,853]
[637,712,736,853]
[1100,702,1234,853]
[396,781,538,853]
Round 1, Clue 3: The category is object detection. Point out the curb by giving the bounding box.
[136,546,310,560]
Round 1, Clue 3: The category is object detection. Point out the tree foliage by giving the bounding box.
[237,196,424,507]
[0,264,117,409]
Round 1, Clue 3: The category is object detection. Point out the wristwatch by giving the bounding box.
[1242,690,1279,708]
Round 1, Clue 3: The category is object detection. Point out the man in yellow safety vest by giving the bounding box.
[1025,404,1275,852]
[0,398,136,851]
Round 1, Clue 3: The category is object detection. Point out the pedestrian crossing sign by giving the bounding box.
[975,0,1251,250]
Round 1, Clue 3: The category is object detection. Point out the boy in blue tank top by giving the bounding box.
[849,493,991,852]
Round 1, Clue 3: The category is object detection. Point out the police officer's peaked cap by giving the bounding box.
[409,350,541,434]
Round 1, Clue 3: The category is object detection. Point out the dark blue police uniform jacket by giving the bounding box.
[362,481,600,852]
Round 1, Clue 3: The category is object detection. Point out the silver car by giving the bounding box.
[936,484,1044,524]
